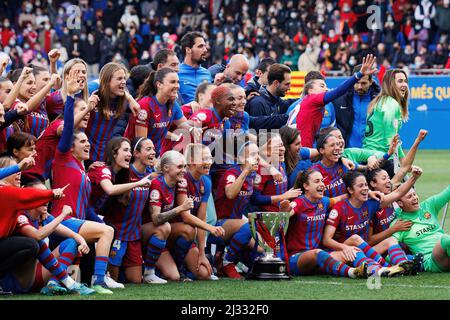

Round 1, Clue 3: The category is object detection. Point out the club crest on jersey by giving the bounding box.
[235,123,241,129]
[318,203,324,211]
[178,178,188,188]
[424,212,431,219]
[137,109,148,121]
[196,112,207,122]
[102,168,111,177]
[226,175,236,184]
[329,209,338,219]
[150,189,160,201]
[337,167,343,175]
[362,208,368,218]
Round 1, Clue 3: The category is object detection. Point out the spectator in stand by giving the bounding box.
[178,32,211,104]
[81,33,100,79]
[99,28,116,68]
[397,44,416,68]
[435,0,450,38]
[408,22,429,53]
[415,0,436,43]
[298,43,321,72]
[281,47,299,71]
[427,43,448,69]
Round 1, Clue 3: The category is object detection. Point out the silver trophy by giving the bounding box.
[247,212,290,280]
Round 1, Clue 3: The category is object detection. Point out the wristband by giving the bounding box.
[383,153,390,160]
[355,71,363,80]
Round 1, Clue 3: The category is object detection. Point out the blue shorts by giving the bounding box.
[0,273,32,294]
[61,218,85,233]
[109,239,143,268]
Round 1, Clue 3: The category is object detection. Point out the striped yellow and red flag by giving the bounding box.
[285,71,307,99]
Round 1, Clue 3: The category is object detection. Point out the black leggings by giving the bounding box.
[0,236,39,277]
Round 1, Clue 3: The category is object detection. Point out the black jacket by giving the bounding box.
[332,81,381,143]
[245,86,296,131]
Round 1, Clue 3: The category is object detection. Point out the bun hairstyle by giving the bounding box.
[294,168,319,193]
[138,67,176,116]
[155,150,184,174]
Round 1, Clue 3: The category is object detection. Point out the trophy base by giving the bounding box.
[246,257,290,280]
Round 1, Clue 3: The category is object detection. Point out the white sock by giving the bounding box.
[348,268,356,279]
[61,276,76,288]
[144,268,155,276]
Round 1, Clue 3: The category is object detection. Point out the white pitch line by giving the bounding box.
[292,280,450,290]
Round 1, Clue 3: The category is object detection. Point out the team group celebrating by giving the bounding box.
[0,30,449,296]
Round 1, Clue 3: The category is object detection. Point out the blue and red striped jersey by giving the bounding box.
[27,100,49,138]
[85,99,123,162]
[0,124,15,154]
[23,119,63,181]
[148,175,176,223]
[311,160,350,198]
[215,166,256,220]
[228,111,249,134]
[103,165,150,241]
[124,96,183,157]
[45,90,64,120]
[254,163,288,212]
[175,172,211,222]
[190,108,231,147]
[88,165,115,215]
[51,149,92,220]
[326,199,380,243]
[286,195,331,255]
[371,207,396,234]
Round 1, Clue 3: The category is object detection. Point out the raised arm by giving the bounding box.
[323,54,377,104]
[381,166,423,208]
[391,130,427,187]
[3,67,33,109]
[26,73,61,112]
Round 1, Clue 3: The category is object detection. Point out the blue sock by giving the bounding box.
[144,235,166,272]
[316,251,350,277]
[406,254,414,260]
[50,239,78,283]
[387,244,408,265]
[358,241,389,266]
[353,251,381,275]
[173,236,193,269]
[38,240,68,283]
[93,256,109,284]
[224,223,252,263]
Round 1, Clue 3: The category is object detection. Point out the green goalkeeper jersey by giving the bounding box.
[342,148,385,163]
[363,96,405,158]
[392,184,450,256]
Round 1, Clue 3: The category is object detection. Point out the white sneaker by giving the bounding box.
[91,274,125,289]
[209,274,219,281]
[105,273,125,289]
[143,273,167,284]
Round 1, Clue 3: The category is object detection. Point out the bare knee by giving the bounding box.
[345,235,363,246]
[102,225,115,240]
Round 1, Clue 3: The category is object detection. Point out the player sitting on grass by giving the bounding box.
[323,170,423,276]
[279,169,368,279]
[392,183,450,273]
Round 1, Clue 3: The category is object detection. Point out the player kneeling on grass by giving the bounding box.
[166,144,225,281]
[392,184,450,273]
[14,202,94,295]
[96,137,154,284]
[280,169,368,278]
[207,138,265,279]
[322,170,423,277]
[141,151,195,284]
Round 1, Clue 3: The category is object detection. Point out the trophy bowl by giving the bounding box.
[246,211,291,280]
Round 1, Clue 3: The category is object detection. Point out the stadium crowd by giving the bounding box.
[0,0,450,77]
[0,0,449,297]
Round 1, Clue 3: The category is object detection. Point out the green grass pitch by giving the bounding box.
[4,150,450,300]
